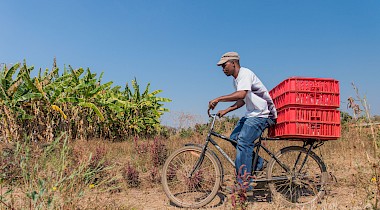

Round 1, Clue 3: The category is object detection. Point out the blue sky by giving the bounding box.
[1,0,379,126]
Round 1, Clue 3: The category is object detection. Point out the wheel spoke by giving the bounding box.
[162,146,221,208]
[267,146,327,206]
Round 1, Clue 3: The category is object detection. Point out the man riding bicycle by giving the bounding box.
[208,51,277,179]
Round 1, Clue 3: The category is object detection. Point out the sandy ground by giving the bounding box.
[102,172,371,210]
[106,184,370,210]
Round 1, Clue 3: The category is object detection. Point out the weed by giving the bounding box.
[133,137,148,155]
[166,163,177,181]
[123,163,140,188]
[104,170,122,194]
[149,166,161,183]
[350,83,379,208]
[0,133,117,208]
[150,137,167,167]
[88,145,111,185]
[0,146,21,185]
[88,145,108,169]
[230,165,253,210]
[147,137,166,184]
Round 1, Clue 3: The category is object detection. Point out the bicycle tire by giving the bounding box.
[161,145,222,208]
[267,146,328,207]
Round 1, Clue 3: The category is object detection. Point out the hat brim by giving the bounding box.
[217,58,229,66]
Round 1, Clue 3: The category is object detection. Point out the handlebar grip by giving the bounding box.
[207,110,221,118]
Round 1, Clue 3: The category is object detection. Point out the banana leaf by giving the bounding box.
[15,93,43,103]
[4,63,20,89]
[78,102,105,121]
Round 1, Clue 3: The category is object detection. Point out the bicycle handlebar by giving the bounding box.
[207,108,221,118]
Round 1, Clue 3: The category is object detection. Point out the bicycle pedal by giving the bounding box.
[256,173,266,179]
[246,191,254,196]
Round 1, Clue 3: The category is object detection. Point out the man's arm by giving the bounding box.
[217,99,245,117]
[209,90,247,110]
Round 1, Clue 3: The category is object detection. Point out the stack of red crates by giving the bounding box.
[268,77,341,140]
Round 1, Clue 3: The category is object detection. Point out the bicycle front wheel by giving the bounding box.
[161,145,222,208]
[267,146,328,207]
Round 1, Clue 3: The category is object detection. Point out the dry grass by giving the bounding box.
[0,119,379,209]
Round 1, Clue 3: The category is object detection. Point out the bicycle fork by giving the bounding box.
[187,142,210,178]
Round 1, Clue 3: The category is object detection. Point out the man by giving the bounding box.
[208,51,277,177]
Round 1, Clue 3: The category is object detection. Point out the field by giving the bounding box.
[0,62,379,209]
[0,118,379,210]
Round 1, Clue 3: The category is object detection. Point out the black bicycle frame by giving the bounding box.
[210,131,294,180]
[189,114,321,181]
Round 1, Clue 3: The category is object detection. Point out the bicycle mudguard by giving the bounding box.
[277,146,327,172]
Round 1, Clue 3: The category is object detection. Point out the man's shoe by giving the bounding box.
[253,159,268,177]
[257,159,268,171]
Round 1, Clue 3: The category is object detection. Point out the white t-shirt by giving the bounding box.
[233,67,277,119]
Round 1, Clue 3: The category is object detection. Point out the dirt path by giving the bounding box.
[107,178,369,210]
[112,157,373,210]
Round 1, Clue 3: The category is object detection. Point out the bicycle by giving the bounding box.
[161,113,328,208]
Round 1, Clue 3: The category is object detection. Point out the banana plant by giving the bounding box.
[0,62,43,141]
[64,66,112,121]
[0,62,43,119]
[0,60,172,141]
[122,78,171,135]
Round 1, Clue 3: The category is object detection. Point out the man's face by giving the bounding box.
[221,61,235,76]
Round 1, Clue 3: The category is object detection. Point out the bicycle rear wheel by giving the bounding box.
[267,146,328,207]
[161,145,222,208]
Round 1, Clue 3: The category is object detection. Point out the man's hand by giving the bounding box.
[217,109,229,117]
[208,99,219,110]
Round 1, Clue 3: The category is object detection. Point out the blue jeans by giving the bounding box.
[230,117,269,176]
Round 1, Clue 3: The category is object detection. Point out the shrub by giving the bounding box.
[122,163,140,188]
[179,127,194,138]
[150,137,167,167]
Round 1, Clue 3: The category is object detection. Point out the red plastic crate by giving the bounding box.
[268,77,341,140]
[269,77,339,99]
[276,107,340,124]
[268,121,341,140]
[272,91,340,109]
